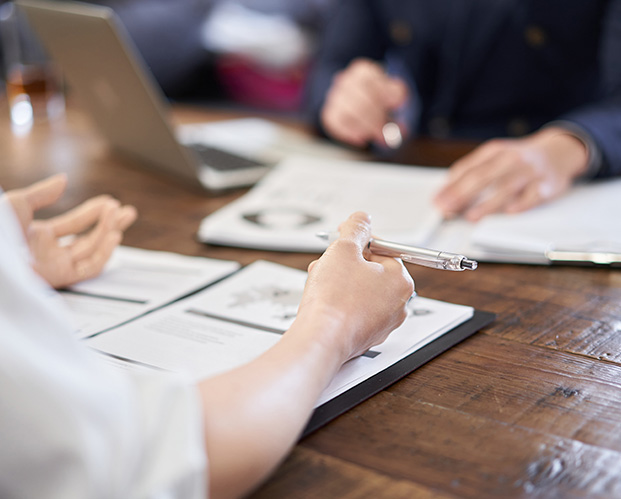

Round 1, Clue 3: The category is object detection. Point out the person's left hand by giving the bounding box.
[433,127,590,221]
[5,174,137,288]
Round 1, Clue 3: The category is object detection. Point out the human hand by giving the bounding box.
[5,174,137,288]
[433,127,589,221]
[320,58,409,148]
[297,212,414,363]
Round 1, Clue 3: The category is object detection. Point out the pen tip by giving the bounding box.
[461,259,478,270]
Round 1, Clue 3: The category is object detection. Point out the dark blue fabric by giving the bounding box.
[306,0,621,178]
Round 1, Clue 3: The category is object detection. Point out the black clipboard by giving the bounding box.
[302,309,495,437]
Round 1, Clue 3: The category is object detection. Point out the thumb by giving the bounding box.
[21,174,68,213]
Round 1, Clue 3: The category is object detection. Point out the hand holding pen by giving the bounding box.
[317,232,478,271]
[320,58,408,149]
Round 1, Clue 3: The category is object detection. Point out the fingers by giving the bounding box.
[22,174,68,211]
[322,93,383,146]
[73,230,122,282]
[321,58,409,147]
[115,205,138,232]
[433,137,560,220]
[73,204,136,262]
[5,174,68,231]
[460,166,534,221]
[69,203,119,262]
[369,252,415,299]
[504,183,545,214]
[434,140,507,216]
[48,195,114,236]
[68,202,127,284]
[504,175,564,214]
[49,196,137,237]
[27,201,129,288]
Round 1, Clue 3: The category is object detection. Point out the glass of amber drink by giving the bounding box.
[0,2,64,129]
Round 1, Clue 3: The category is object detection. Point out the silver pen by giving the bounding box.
[317,232,478,271]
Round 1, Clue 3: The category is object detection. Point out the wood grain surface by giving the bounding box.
[1,101,620,498]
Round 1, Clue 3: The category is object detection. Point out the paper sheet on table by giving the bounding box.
[198,155,447,252]
[60,246,240,338]
[408,178,621,264]
[198,154,621,265]
[470,179,621,255]
[87,261,473,407]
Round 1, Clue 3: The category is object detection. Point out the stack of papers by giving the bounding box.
[87,260,474,407]
[60,246,240,338]
[198,156,621,265]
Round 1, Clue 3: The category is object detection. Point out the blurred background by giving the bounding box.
[0,0,335,116]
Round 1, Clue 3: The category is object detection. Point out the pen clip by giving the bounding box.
[398,252,443,269]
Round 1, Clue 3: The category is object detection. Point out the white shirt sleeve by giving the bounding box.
[0,196,208,499]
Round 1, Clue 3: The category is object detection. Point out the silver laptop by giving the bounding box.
[18,0,272,191]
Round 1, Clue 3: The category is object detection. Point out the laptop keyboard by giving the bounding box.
[187,143,265,171]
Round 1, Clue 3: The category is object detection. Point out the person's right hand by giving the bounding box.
[297,212,414,363]
[320,58,409,148]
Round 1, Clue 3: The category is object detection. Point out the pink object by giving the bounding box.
[216,54,308,112]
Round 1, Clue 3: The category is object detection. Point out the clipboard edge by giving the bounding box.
[302,309,496,438]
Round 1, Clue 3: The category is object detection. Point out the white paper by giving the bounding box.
[88,301,282,378]
[198,156,447,252]
[61,246,240,338]
[198,153,621,265]
[471,179,621,254]
[88,261,473,407]
[184,260,304,332]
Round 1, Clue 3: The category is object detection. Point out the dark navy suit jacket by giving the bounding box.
[306,0,621,178]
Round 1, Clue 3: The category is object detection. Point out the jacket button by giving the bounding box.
[507,118,530,136]
[524,25,547,48]
[390,21,412,45]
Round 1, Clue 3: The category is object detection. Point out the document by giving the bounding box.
[87,260,474,407]
[198,155,446,252]
[198,156,621,265]
[60,246,240,338]
[470,179,621,260]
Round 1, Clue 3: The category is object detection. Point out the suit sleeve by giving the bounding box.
[556,0,621,179]
[304,0,387,133]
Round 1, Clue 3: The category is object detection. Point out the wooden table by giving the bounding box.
[2,103,621,498]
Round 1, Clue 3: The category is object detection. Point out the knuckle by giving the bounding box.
[332,238,360,254]
[485,138,508,151]
[350,58,381,79]
[504,149,524,164]
[350,58,372,70]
